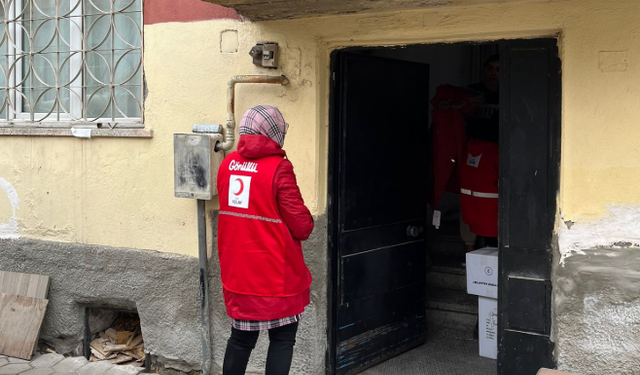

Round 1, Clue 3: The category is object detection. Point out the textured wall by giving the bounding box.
[0,239,202,372]
[200,0,550,21]
[555,247,640,374]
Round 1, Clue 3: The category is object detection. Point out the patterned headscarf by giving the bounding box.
[238,105,289,147]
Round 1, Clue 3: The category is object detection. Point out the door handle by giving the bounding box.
[406,225,424,238]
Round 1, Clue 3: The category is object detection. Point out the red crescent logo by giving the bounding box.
[233,178,244,196]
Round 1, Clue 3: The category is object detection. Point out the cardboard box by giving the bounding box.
[478,296,498,359]
[466,247,498,298]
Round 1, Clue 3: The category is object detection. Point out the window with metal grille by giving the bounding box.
[0,0,143,129]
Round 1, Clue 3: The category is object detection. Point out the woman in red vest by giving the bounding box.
[217,105,314,375]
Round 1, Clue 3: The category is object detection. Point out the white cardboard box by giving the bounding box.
[466,247,499,298]
[478,296,498,359]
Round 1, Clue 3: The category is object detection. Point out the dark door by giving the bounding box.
[498,39,560,374]
[329,52,430,375]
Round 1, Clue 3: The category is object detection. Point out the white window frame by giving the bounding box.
[0,0,144,131]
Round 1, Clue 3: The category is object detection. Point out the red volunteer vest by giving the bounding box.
[430,85,477,209]
[460,140,499,237]
[217,152,312,298]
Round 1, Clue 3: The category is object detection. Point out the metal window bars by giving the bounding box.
[0,0,143,128]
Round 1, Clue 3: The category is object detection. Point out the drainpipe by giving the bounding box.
[197,199,211,375]
[188,127,222,375]
[215,75,290,152]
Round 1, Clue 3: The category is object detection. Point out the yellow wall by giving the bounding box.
[1,0,639,256]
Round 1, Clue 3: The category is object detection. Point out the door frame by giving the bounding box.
[326,38,561,375]
[326,47,339,375]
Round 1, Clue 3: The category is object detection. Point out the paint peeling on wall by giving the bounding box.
[555,246,640,374]
[559,205,640,264]
[0,178,20,239]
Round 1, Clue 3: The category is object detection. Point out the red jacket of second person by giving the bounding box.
[460,139,499,238]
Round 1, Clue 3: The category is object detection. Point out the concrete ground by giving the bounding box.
[361,327,496,375]
[0,353,145,375]
[2,327,492,375]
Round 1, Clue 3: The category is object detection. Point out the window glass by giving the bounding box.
[0,2,7,120]
[3,0,142,124]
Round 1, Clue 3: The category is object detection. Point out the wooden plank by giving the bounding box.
[91,348,108,360]
[134,348,145,362]
[103,344,128,354]
[0,271,50,299]
[116,331,133,345]
[0,293,49,359]
[90,340,109,357]
[105,328,118,342]
[123,348,145,361]
[127,335,143,350]
[109,355,133,364]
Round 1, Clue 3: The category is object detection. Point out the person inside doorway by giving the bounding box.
[466,53,499,143]
[217,105,314,375]
[460,54,500,249]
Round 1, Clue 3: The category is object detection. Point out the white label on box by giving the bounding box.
[479,297,498,360]
[466,247,499,298]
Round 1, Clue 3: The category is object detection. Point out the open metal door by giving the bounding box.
[329,51,430,375]
[498,38,560,374]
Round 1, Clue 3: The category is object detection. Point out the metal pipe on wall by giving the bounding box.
[216,75,290,152]
[197,199,211,375]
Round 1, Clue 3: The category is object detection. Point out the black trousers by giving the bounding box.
[222,322,299,375]
[476,236,498,249]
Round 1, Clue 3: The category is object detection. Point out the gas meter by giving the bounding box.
[173,127,224,200]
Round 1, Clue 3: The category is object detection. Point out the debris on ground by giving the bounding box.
[89,314,145,367]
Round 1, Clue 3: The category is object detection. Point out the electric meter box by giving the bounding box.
[174,133,224,200]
